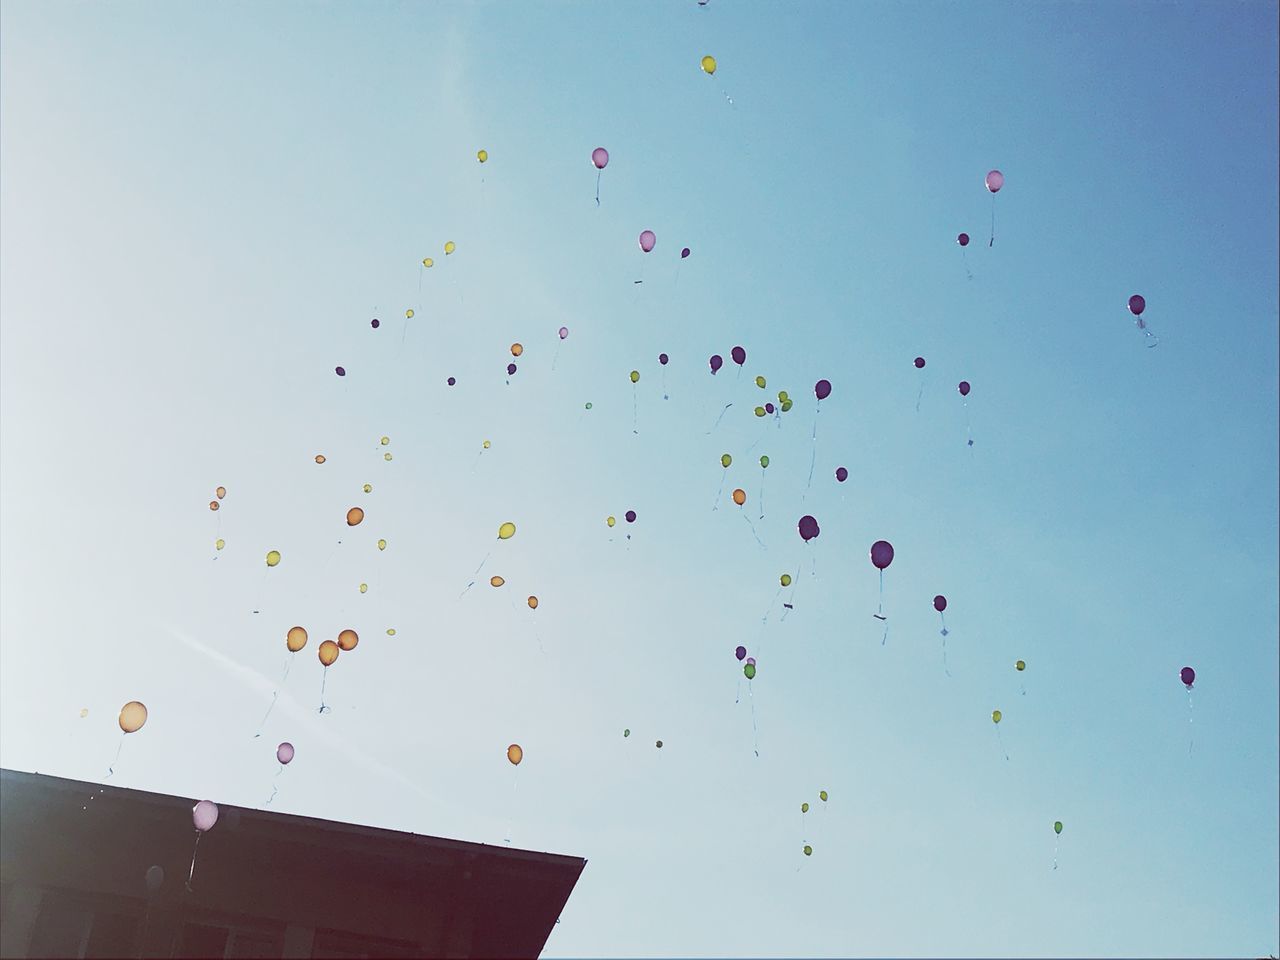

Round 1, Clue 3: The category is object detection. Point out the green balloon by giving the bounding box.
[801,802,809,813]
[819,790,828,802]
[803,844,813,856]
[623,729,630,737]
[759,455,770,468]
[778,390,789,402]
[743,663,756,679]
[655,740,663,749]
[780,573,792,587]
[721,453,732,468]
[781,398,793,412]
[585,402,593,409]
[754,406,766,417]
[1054,820,1063,835]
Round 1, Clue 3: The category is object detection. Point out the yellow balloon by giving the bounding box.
[1015,659,1026,671]
[118,701,148,734]
[216,486,226,500]
[266,550,281,567]
[286,626,308,652]
[507,743,523,765]
[215,538,225,551]
[498,522,517,540]
[386,628,396,636]
[380,436,390,445]
[384,452,393,461]
[318,640,339,666]
[701,54,717,75]
[423,257,434,268]
[482,440,491,449]
[79,708,89,719]
[363,483,372,493]
[444,241,456,255]
[377,538,387,550]
[630,370,640,383]
[755,375,766,388]
[992,710,1002,724]
[477,149,488,163]
[405,309,414,319]
[359,582,368,594]
[606,516,616,527]
[490,575,505,587]
[780,573,792,586]
[337,629,359,651]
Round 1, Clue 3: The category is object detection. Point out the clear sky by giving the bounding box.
[2,2,1277,957]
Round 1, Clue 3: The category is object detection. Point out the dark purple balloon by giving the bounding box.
[870,540,894,570]
[933,594,947,612]
[914,357,926,369]
[798,515,820,542]
[335,366,346,377]
[659,353,669,365]
[814,379,832,401]
[957,233,970,247]
[710,354,723,374]
[735,645,747,661]
[731,346,746,366]
[507,363,517,376]
[765,402,775,414]
[625,509,636,523]
[371,318,380,329]
[958,381,971,397]
[447,376,456,386]
[835,466,848,482]
[1128,294,1146,317]
[681,247,691,259]
[1180,666,1195,688]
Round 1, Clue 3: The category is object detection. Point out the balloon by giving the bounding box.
[79,708,88,718]
[276,742,295,765]
[215,538,225,551]
[585,402,592,410]
[755,375,766,388]
[1015,659,1026,671]
[337,629,358,651]
[318,640,339,666]
[370,318,379,329]
[732,488,746,505]
[958,381,971,397]
[630,370,640,383]
[384,452,393,461]
[731,346,746,366]
[447,377,456,386]
[934,595,947,612]
[655,740,663,749]
[216,487,226,500]
[819,790,828,802]
[145,865,164,893]
[710,354,723,374]
[746,657,756,666]
[735,645,747,661]
[1180,666,1195,688]
[377,539,387,551]
[606,516,615,527]
[315,454,326,464]
[778,390,790,402]
[625,510,637,523]
[760,456,770,468]
[755,406,766,418]
[192,800,219,832]
[801,802,809,813]
[638,230,656,253]
[1054,820,1063,835]
[798,515,820,542]
[957,232,970,247]
[485,575,503,588]
[780,573,792,586]
[559,326,569,339]
[386,628,396,636]
[498,522,517,540]
[701,54,717,74]
[118,701,148,734]
[914,357,926,369]
[507,363,517,376]
[527,596,538,609]
[286,626,308,652]
[266,550,281,567]
[835,467,848,482]
[659,353,669,365]
[781,399,793,412]
[483,440,491,449]
[764,402,775,414]
[477,149,488,163]
[423,258,434,268]
[681,247,690,258]
[444,241,456,255]
[405,309,414,319]
[508,343,522,358]
[359,583,368,593]
[209,500,220,512]
[623,729,630,737]
[507,743,523,765]
[744,663,756,679]
[870,540,894,569]
[991,710,1002,724]
[335,366,346,377]
[346,507,364,526]
[803,845,813,856]
[363,483,373,493]
[814,379,832,401]
[1128,294,1146,316]
[985,169,1004,193]
[592,147,609,170]
[721,454,732,468]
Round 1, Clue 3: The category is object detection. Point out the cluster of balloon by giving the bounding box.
[1181,666,1196,755]
[934,595,952,677]
[267,741,295,804]
[1128,294,1158,347]
[186,800,219,891]
[591,147,608,205]
[107,700,148,779]
[985,169,1004,246]
[505,343,523,385]
[870,540,894,642]
[958,380,974,447]
[913,356,927,412]
[805,379,832,494]
[991,709,1009,761]
[798,790,828,862]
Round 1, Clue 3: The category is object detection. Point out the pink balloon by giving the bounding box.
[559,326,569,339]
[638,230,656,253]
[985,170,1004,193]
[592,147,609,170]
[1128,295,1146,317]
[276,742,295,765]
[192,800,219,832]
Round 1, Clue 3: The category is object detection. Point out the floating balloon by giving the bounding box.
[386,628,396,636]
[215,538,225,550]
[819,790,828,802]
[363,483,373,493]
[337,629,358,651]
[780,573,792,586]
[630,370,640,383]
[624,729,630,737]
[370,318,379,329]
[801,802,810,813]
[659,353,669,365]
[638,230,656,253]
[625,510,637,523]
[701,54,717,74]
[755,376,766,389]
[209,500,220,512]
[760,455,770,468]
[681,247,690,258]
[1016,659,1026,671]
[721,454,732,468]
[266,550,281,567]
[606,516,615,527]
[798,515,820,542]
[870,540,894,569]
[755,406,767,418]
[934,595,947,612]
[744,663,756,679]
[765,402,775,414]
[1054,820,1063,835]
[991,710,1002,724]
[286,626,308,652]
[276,742,295,765]
[914,357,926,369]
[1180,666,1195,688]
[985,170,1004,193]
[592,147,609,169]
[447,376,456,386]
[655,740,664,749]
[335,366,346,377]
[119,701,148,734]
[192,800,219,832]
[958,381,971,397]
[444,241,456,254]
[315,454,326,464]
[507,363,517,376]
[559,326,569,339]
[957,233,970,246]
[377,539,387,551]
[216,486,226,500]
[507,743,523,765]
[731,346,746,366]
[1128,294,1146,316]
[405,309,414,319]
[318,640,339,666]
[80,708,89,718]
[732,488,746,505]
[477,149,488,163]
[490,576,505,587]
[511,343,523,357]
[347,507,365,526]
[498,522,516,540]
[746,657,756,666]
[814,379,832,401]
[710,354,723,374]
[803,845,813,856]
[358,583,368,593]
[423,258,433,268]
[835,467,848,483]
[527,595,538,609]
[735,645,747,661]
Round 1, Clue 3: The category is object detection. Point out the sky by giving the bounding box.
[1,1,1277,957]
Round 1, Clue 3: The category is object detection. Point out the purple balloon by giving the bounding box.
[731,345,746,366]
[835,466,848,482]
[335,366,346,377]
[681,247,691,259]
[625,509,637,523]
[958,381,971,397]
[814,379,832,401]
[507,363,517,376]
[447,376,456,386]
[559,326,569,340]
[638,230,656,253]
[957,233,970,247]
[276,742,295,765]
[1128,294,1146,317]
[985,169,1004,193]
[1180,666,1195,688]
[870,540,894,570]
[933,595,947,612]
[914,356,926,369]
[192,800,219,833]
[592,147,609,170]
[735,645,747,661]
[765,402,775,414]
[710,354,723,374]
[798,515,820,542]
[659,353,669,365]
[746,657,756,667]
[370,318,380,329]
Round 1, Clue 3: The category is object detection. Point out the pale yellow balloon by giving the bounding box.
[386,628,396,636]
[318,640,339,666]
[630,370,640,383]
[477,149,488,163]
[363,483,373,493]
[266,550,281,567]
[118,700,148,734]
[377,539,387,551]
[527,595,539,610]
[380,436,390,445]
[701,54,717,75]
[444,241,456,255]
[406,309,414,319]
[482,440,491,449]
[286,626,308,652]
[359,582,368,594]
[215,486,226,500]
[423,257,434,268]
[498,522,517,540]
[79,708,89,719]
[606,516,616,527]
[215,538,225,551]
[384,452,393,461]
[992,710,1002,724]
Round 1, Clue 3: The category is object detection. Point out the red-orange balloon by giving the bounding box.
[337,629,359,651]
[507,743,523,765]
[511,343,524,357]
[286,626,308,652]
[346,507,365,526]
[318,640,339,666]
[732,488,746,506]
[315,454,326,464]
[209,501,219,511]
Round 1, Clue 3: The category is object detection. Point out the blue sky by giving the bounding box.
[2,2,1277,956]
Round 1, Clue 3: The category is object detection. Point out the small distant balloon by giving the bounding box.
[559,326,569,339]
[744,663,756,679]
[623,728,631,737]
[780,573,792,586]
[798,515,820,542]
[318,640,339,666]
[933,595,947,612]
[79,708,88,718]
[870,540,894,569]
[592,147,609,169]
[490,576,505,588]
[192,800,219,832]
[701,54,717,74]
[370,318,379,329]
[265,550,281,567]
[819,790,828,802]
[209,500,219,512]
[914,357,926,369]
[337,629,359,651]
[119,701,148,734]
[444,241,456,255]
[315,454,326,464]
[638,230,656,253]
[958,381,971,397]
[659,353,669,365]
[347,507,365,526]
[507,363,517,376]
[755,375,766,388]
[814,379,832,401]
[735,645,747,661]
[630,370,640,383]
[732,488,746,505]
[835,467,848,483]
[625,510,637,523]
[477,149,488,163]
[377,539,387,551]
[498,522,517,540]
[216,487,226,500]
[363,483,373,493]
[511,343,523,357]
[405,309,414,319]
[1180,666,1195,688]
[991,710,1002,724]
[985,170,1004,193]
[1054,820,1063,835]
[507,743,523,765]
[710,354,723,374]
[423,258,434,268]
[606,516,615,527]
[447,377,456,386]
[1128,294,1146,316]
[215,538,225,551]
[731,346,746,366]
[1015,659,1026,672]
[801,802,810,813]
[655,740,664,749]
[681,247,690,259]
[527,595,538,609]
[286,626,308,652]
[957,233,970,247]
[335,366,346,377]
[746,657,756,666]
[803,845,813,856]
[276,742,295,765]
[765,402,775,414]
[721,453,732,468]
[358,582,368,593]
[760,455,770,468]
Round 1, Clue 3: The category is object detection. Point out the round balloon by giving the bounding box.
[637,230,656,253]
[606,516,615,527]
[735,645,747,661]
[801,802,809,813]
[209,500,220,512]
[721,454,732,468]
[1128,294,1146,316]
[444,241,456,255]
[511,343,523,357]
[507,743,523,765]
[315,454,326,464]
[216,486,226,500]
[118,701,148,734]
[215,538,225,551]
[914,357,926,369]
[798,515,820,542]
[630,370,640,383]
[835,467,848,483]
[276,742,295,765]
[732,488,746,505]
[681,247,690,259]
[527,596,538,609]
[592,147,609,170]
[760,455,770,468]
[814,379,832,401]
[559,326,569,340]
[447,377,456,386]
[933,595,947,612]
[870,540,894,569]
[780,573,792,586]
[819,790,828,802]
[507,363,517,376]
[991,710,1002,724]
[958,381,971,397]
[731,346,746,366]
[266,550,281,567]
[498,522,517,540]
[337,629,358,651]
[490,576,505,588]
[346,507,365,526]
[477,149,488,163]
[803,845,813,856]
[192,800,219,832]
[985,169,1004,193]
[1180,666,1195,688]
[286,626,308,652]
[423,258,433,268]
[625,510,637,523]
[1015,659,1026,671]
[335,366,345,377]
[743,663,756,679]
[710,354,723,374]
[318,640,339,666]
[957,233,970,247]
[377,539,387,551]
[655,740,663,749]
[405,309,414,320]
[701,54,717,74]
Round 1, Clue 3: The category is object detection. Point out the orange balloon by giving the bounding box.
[507,743,523,765]
[318,640,339,666]
[732,488,747,505]
[337,629,359,651]
[216,486,226,500]
[208,500,219,511]
[346,507,365,526]
[490,575,505,587]
[527,595,539,609]
[118,700,148,734]
[511,343,524,357]
[286,626,308,652]
[315,454,326,464]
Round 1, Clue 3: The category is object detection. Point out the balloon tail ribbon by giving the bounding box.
[711,472,726,511]
[706,403,733,434]
[594,170,601,207]
[989,194,996,247]
[996,726,1009,761]
[962,248,973,281]
[105,735,125,779]
[185,832,202,892]
[1187,689,1194,756]
[762,585,783,624]
[1020,681,1026,696]
[318,668,330,714]
[915,378,925,413]
[254,656,293,737]
[735,678,741,705]
[748,680,760,758]
[742,512,766,549]
[632,384,638,435]
[804,404,820,498]
[942,634,951,678]
[1052,837,1059,871]
[759,472,766,520]
[266,765,282,805]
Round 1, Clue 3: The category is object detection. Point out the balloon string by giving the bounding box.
[706,402,733,434]
[254,654,294,738]
[712,472,726,511]
[1052,837,1059,871]
[735,678,740,705]
[996,725,1009,761]
[963,398,973,448]
[319,667,330,714]
[989,194,996,247]
[105,734,125,779]
[804,403,820,498]
[962,247,972,281]
[632,384,638,435]
[747,679,759,758]
[461,550,492,596]
[742,511,766,549]
[915,377,926,413]
[266,765,282,805]
[186,832,202,892]
[762,585,782,624]
[759,470,766,520]
[941,633,951,678]
[594,169,601,207]
[1187,689,1194,757]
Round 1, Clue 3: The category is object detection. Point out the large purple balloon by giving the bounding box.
[870,540,894,570]
[1128,294,1146,317]
[735,645,747,661]
[958,380,971,397]
[681,247,691,259]
[798,515,820,542]
[276,742,295,765]
[335,366,346,377]
[192,800,219,832]
[710,354,723,374]
[985,170,1004,193]
[659,353,669,365]
[731,346,746,366]
[638,230,656,253]
[592,147,609,170]
[1180,666,1195,688]
[957,233,970,247]
[835,466,848,482]
[814,379,832,401]
[933,595,947,612]
[914,357,926,369]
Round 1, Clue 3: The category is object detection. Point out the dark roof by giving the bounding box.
[0,768,585,958]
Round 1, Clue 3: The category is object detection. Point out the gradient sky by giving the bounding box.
[2,2,1277,957]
